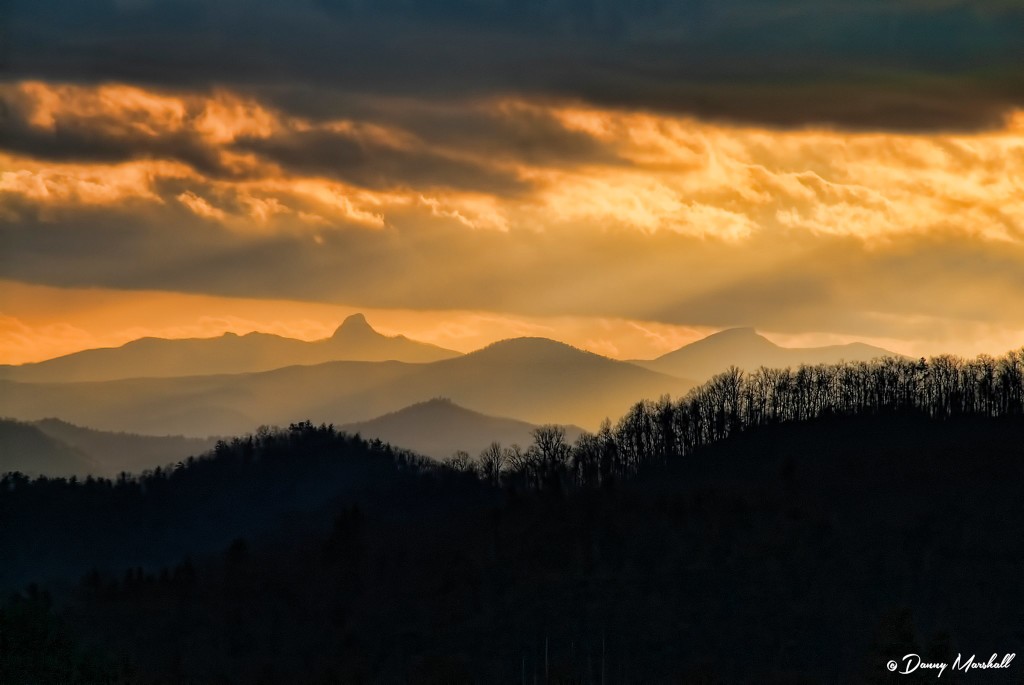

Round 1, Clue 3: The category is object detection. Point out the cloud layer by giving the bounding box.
[2,80,1024,357]
[6,0,1024,131]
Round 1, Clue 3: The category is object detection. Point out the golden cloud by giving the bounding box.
[3,81,1024,361]
[4,80,1024,245]
[0,154,190,206]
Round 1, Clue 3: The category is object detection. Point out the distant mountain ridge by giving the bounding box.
[0,418,217,477]
[342,398,584,460]
[0,399,583,474]
[0,324,900,440]
[0,314,460,383]
[0,419,99,476]
[636,327,897,381]
[33,418,219,475]
[0,337,692,436]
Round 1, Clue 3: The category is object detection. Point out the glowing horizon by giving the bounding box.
[4,279,1023,368]
[3,78,1024,365]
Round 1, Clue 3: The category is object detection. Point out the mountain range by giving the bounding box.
[342,398,584,460]
[0,418,218,477]
[0,419,100,476]
[0,314,458,383]
[0,401,580,476]
[0,337,689,436]
[635,327,896,381]
[0,317,900,442]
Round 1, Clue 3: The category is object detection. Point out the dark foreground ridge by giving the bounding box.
[2,350,1024,682]
[3,413,1023,683]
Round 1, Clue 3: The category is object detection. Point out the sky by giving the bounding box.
[2,0,1024,364]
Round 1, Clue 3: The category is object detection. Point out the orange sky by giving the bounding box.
[0,279,718,364]
[6,278,1020,366]
[2,81,1024,365]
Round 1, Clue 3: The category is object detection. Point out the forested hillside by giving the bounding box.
[3,350,1024,683]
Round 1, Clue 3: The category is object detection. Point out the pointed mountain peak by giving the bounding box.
[653,326,775,364]
[465,337,609,365]
[332,313,380,339]
[710,326,759,338]
[689,327,777,351]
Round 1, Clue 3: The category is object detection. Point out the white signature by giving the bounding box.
[887,653,1015,678]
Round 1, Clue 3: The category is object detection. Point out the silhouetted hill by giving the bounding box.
[342,398,584,459]
[4,414,1023,683]
[636,327,896,380]
[0,314,459,383]
[32,419,218,476]
[0,419,98,476]
[0,338,692,435]
[0,423,457,593]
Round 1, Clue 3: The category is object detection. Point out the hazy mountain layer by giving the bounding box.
[342,398,584,460]
[35,418,218,476]
[0,338,691,436]
[0,314,459,383]
[636,327,896,381]
[0,419,99,476]
[0,418,217,477]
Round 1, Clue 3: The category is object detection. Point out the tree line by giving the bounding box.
[450,350,1024,490]
[4,354,1024,682]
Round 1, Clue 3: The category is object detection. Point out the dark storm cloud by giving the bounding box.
[235,129,532,195]
[5,0,1024,131]
[0,93,234,177]
[0,84,543,195]
[0,81,619,194]
[349,100,624,169]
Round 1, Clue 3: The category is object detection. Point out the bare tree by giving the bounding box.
[444,450,476,475]
[478,441,506,486]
